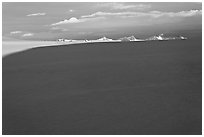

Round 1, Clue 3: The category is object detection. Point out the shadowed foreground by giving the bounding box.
[3,39,202,135]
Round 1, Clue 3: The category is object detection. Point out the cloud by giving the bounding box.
[81,11,131,18]
[81,10,202,19]
[51,17,84,26]
[27,12,46,16]
[48,9,201,38]
[10,31,34,37]
[22,33,34,37]
[81,11,154,18]
[51,16,104,26]
[96,3,151,10]
[69,9,74,12]
[172,10,202,17]
[10,31,22,34]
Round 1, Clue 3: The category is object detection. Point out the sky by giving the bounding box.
[2,2,202,41]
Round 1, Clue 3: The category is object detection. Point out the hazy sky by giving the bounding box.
[3,2,202,40]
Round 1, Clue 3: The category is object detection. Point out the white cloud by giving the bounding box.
[51,17,84,26]
[27,13,46,16]
[10,31,22,34]
[81,10,202,19]
[96,3,151,10]
[51,16,104,26]
[172,10,202,17]
[22,33,34,37]
[146,10,202,18]
[69,9,74,12]
[81,11,130,18]
[81,11,152,18]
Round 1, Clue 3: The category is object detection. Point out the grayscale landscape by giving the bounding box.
[2,2,202,135]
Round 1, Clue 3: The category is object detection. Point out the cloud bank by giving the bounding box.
[48,9,201,40]
[81,10,202,19]
[96,3,151,10]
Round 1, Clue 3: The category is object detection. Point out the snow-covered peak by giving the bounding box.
[119,36,143,41]
[56,34,187,44]
[128,36,137,41]
[57,39,72,42]
[146,34,187,41]
[179,36,187,40]
[97,37,113,41]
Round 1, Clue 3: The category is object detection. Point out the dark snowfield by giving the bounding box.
[3,39,202,135]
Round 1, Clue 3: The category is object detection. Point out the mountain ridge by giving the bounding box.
[56,34,187,43]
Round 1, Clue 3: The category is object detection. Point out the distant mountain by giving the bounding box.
[146,34,187,41]
[179,36,188,40]
[147,34,164,41]
[119,36,143,42]
[97,37,113,41]
[57,39,72,42]
[56,34,187,44]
